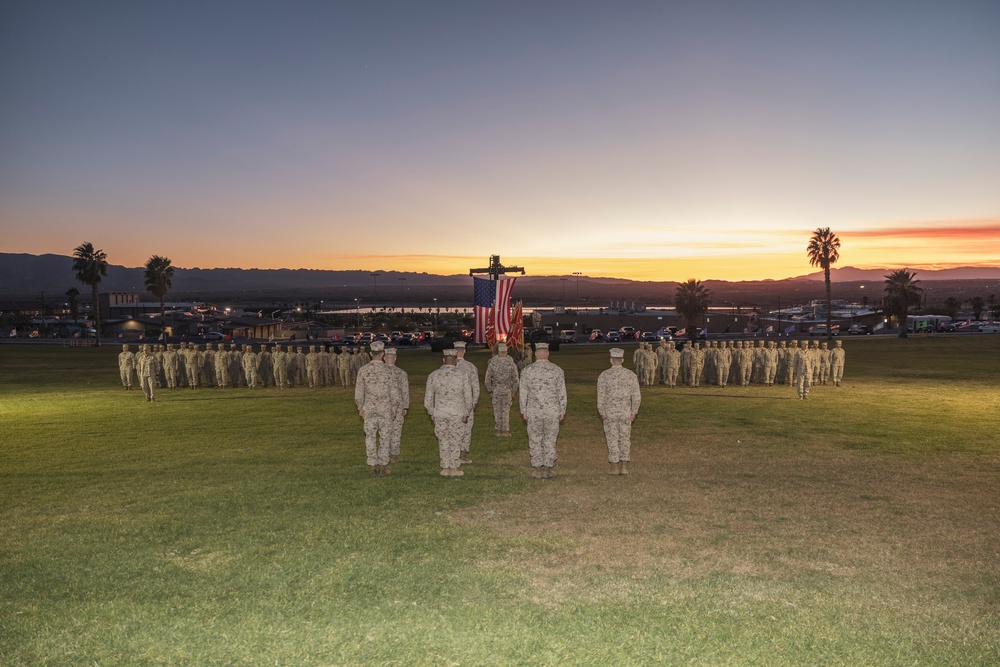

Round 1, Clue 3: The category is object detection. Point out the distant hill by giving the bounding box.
[794,266,1000,281]
[2,253,997,307]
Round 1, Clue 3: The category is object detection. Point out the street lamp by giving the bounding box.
[354,298,360,329]
[433,297,439,333]
[573,272,582,299]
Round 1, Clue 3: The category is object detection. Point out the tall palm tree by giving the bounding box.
[65,287,80,324]
[883,269,922,338]
[144,255,174,338]
[674,278,711,341]
[72,242,109,345]
[806,227,841,341]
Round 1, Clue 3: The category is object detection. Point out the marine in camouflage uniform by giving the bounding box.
[163,344,180,389]
[830,340,846,386]
[664,342,681,387]
[642,343,658,387]
[793,342,813,399]
[242,345,259,388]
[354,341,402,475]
[384,348,409,463]
[518,343,567,479]
[818,341,831,385]
[272,344,288,389]
[424,348,473,477]
[136,346,161,402]
[517,344,533,371]
[306,346,321,388]
[213,344,230,388]
[656,340,669,384]
[337,348,353,387]
[716,341,732,387]
[484,342,519,436]
[597,348,641,475]
[763,341,778,386]
[454,342,480,463]
[184,344,204,389]
[690,342,705,387]
[118,344,136,390]
[293,346,306,386]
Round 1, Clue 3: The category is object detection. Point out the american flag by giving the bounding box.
[473,276,518,344]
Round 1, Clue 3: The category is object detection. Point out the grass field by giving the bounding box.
[1,337,998,666]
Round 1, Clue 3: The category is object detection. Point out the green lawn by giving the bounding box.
[1,336,998,666]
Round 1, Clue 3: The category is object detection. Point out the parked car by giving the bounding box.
[560,329,577,343]
[979,322,1000,333]
[619,326,637,339]
[390,331,403,341]
[203,331,226,341]
[606,331,621,342]
[848,324,873,335]
[810,324,840,336]
[359,332,375,344]
[641,331,661,342]
[589,329,604,341]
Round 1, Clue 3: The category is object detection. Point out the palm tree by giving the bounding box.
[943,296,962,321]
[144,255,174,338]
[967,296,985,321]
[65,287,80,324]
[72,242,109,345]
[883,269,922,338]
[674,279,711,341]
[806,227,841,341]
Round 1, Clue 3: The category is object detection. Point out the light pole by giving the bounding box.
[573,272,582,300]
[433,298,439,333]
[354,298,360,329]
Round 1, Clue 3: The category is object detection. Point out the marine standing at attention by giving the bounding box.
[518,342,567,479]
[118,344,136,390]
[484,342,519,437]
[424,348,473,477]
[597,348,642,476]
[354,340,402,476]
[383,347,409,464]
[453,341,480,464]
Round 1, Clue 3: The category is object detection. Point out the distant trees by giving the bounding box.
[65,287,80,324]
[883,269,922,338]
[806,227,841,341]
[943,296,962,320]
[967,296,985,321]
[674,279,711,340]
[72,242,109,345]
[144,255,175,335]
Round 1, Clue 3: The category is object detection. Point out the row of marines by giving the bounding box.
[117,343,377,393]
[632,339,846,396]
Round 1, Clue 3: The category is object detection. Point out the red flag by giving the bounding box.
[494,277,517,335]
[508,301,524,353]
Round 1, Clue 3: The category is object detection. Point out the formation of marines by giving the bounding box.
[116,336,847,476]
[116,342,373,392]
[643,338,846,396]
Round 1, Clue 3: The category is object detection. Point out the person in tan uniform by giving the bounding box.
[519,343,567,479]
[485,342,519,436]
[597,348,642,475]
[383,347,409,463]
[830,340,846,386]
[453,341,480,464]
[136,345,160,402]
[355,341,402,476]
[424,348,473,477]
[118,344,136,390]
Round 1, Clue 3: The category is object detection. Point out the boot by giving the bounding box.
[458,455,472,464]
[619,461,630,475]
[440,468,452,477]
[451,468,464,477]
[370,465,380,476]
[380,465,391,475]
[608,462,620,475]
[543,466,555,479]
[531,467,544,479]
[389,454,400,464]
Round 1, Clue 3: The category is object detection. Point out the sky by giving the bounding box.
[2,1,999,281]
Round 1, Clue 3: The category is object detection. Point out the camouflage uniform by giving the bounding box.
[136,347,161,402]
[664,344,681,387]
[306,346,321,388]
[518,352,567,475]
[384,351,409,460]
[818,341,831,385]
[830,341,845,386]
[485,351,519,435]
[338,349,353,387]
[202,344,215,387]
[455,348,480,460]
[656,341,669,384]
[597,360,641,467]
[214,345,230,388]
[716,341,732,387]
[184,344,203,389]
[163,344,180,389]
[642,343,658,387]
[118,345,136,390]
[293,347,306,386]
[272,345,288,388]
[242,347,258,388]
[690,343,705,387]
[793,344,813,399]
[424,360,473,474]
[355,352,402,470]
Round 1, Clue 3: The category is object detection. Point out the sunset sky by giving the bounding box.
[2,1,998,281]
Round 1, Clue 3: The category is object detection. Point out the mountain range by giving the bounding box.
[2,253,997,306]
